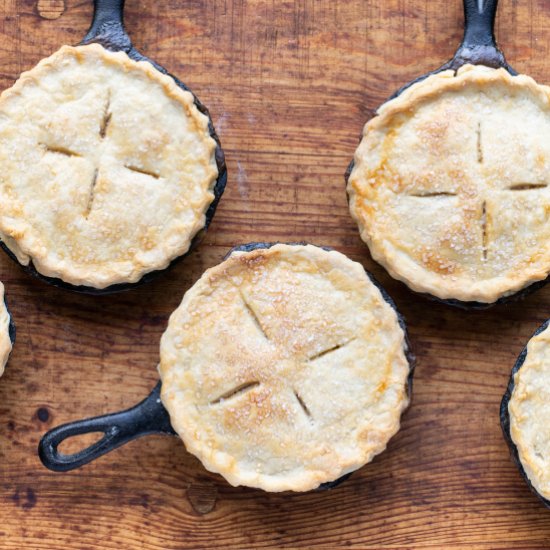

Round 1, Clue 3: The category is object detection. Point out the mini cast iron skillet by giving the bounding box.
[0,0,227,295]
[39,242,415,492]
[346,0,550,310]
[500,319,550,510]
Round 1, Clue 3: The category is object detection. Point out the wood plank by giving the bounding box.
[0,0,549,547]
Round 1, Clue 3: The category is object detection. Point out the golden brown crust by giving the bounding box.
[509,322,550,500]
[348,65,550,303]
[0,283,12,376]
[0,44,218,288]
[159,244,410,492]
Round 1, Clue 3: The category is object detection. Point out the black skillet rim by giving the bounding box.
[3,292,15,346]
[0,4,228,296]
[500,318,550,510]
[227,241,416,491]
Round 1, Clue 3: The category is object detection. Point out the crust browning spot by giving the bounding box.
[420,248,458,275]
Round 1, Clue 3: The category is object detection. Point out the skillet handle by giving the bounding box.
[81,0,132,52]
[39,382,176,472]
[462,0,499,49]
[449,0,515,73]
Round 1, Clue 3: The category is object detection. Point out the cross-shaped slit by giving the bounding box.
[477,121,483,163]
[241,293,270,340]
[39,88,168,220]
[125,165,160,179]
[84,169,98,219]
[210,381,260,405]
[42,144,80,158]
[481,200,488,261]
[84,92,111,218]
[99,92,112,139]
[508,183,548,191]
[308,338,356,362]
[409,192,457,198]
[293,390,313,420]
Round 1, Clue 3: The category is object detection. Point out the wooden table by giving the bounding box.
[0,0,549,547]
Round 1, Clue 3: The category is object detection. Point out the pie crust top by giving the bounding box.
[348,65,550,303]
[159,243,411,492]
[508,321,550,501]
[0,44,218,288]
[0,283,12,377]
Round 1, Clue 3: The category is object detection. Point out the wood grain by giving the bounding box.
[0,0,550,547]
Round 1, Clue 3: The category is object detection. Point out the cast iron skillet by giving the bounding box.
[0,0,227,295]
[500,319,550,510]
[346,0,549,310]
[39,242,415,492]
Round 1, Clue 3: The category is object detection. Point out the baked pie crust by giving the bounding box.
[0,44,218,288]
[348,65,550,304]
[0,283,12,376]
[159,243,411,492]
[508,321,550,501]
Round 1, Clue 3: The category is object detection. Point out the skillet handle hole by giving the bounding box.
[57,431,107,457]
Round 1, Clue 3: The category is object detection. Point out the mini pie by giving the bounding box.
[159,243,412,492]
[0,44,218,288]
[348,64,550,304]
[507,320,550,503]
[0,283,12,377]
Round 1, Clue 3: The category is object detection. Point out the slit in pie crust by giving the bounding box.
[0,283,12,377]
[348,65,550,304]
[0,44,218,288]
[508,321,550,501]
[159,243,411,492]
